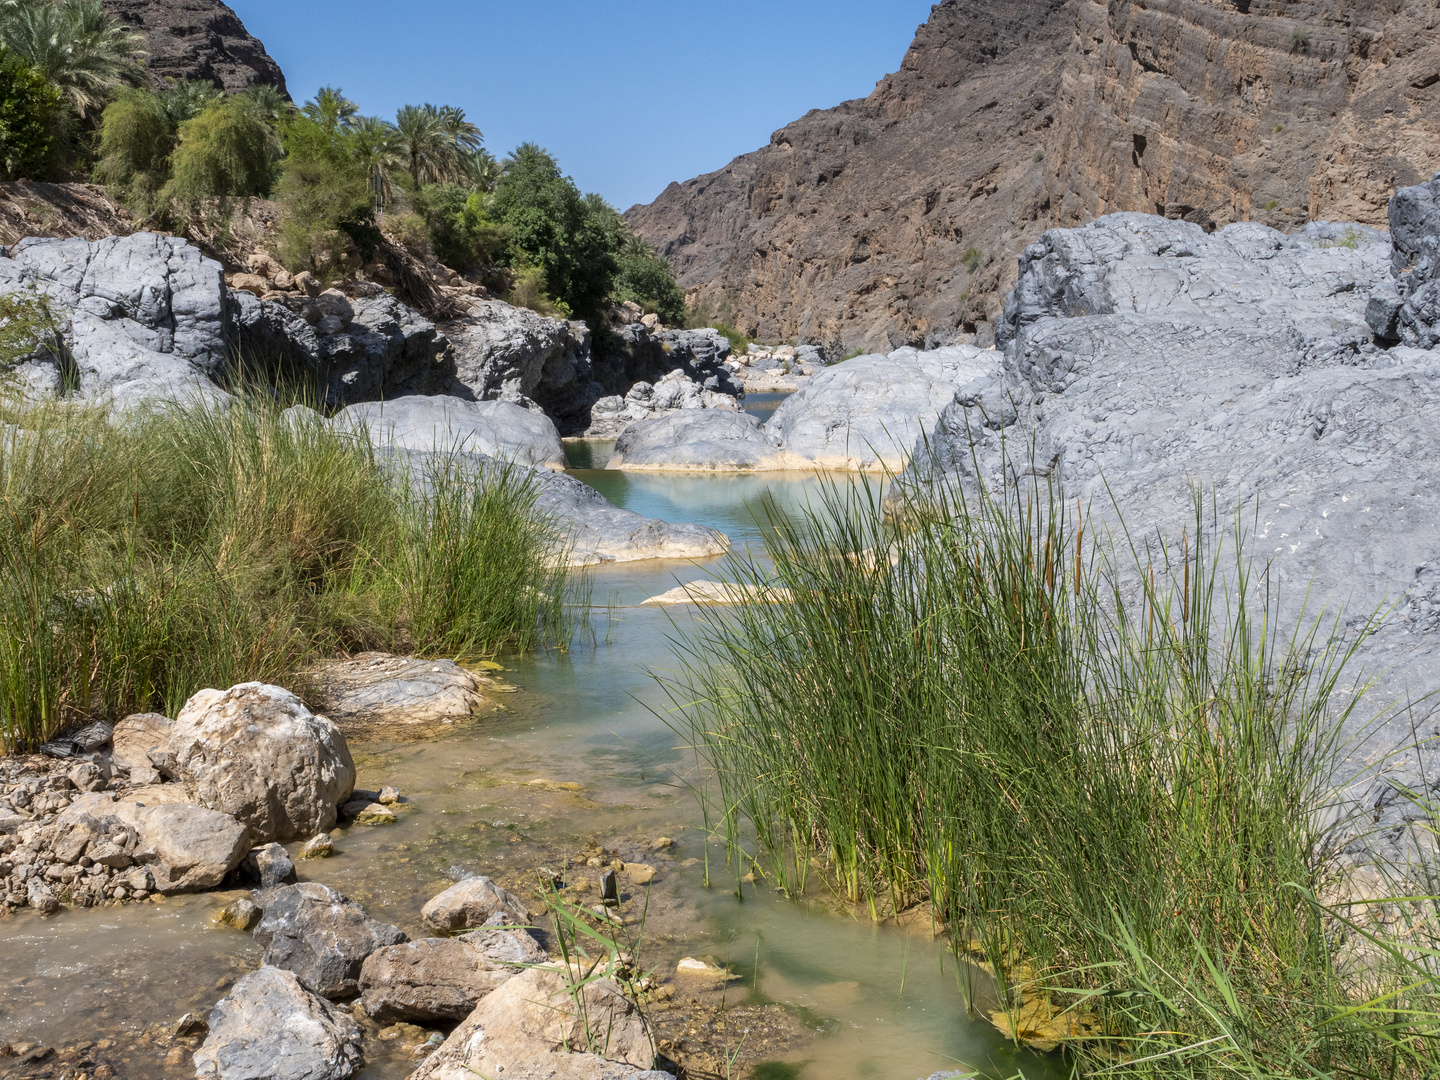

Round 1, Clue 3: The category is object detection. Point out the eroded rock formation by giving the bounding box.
[102,0,288,93]
[627,0,1440,355]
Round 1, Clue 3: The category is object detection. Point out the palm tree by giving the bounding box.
[0,0,145,118]
[157,78,221,126]
[301,85,357,133]
[349,114,403,213]
[394,103,455,187]
[240,82,290,124]
[436,104,482,154]
[459,147,501,194]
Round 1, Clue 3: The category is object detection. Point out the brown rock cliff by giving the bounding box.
[102,0,288,94]
[626,0,1440,354]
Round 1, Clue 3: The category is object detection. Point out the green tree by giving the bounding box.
[163,94,276,207]
[394,103,459,187]
[0,47,61,180]
[92,86,169,196]
[613,234,685,325]
[489,143,620,322]
[273,107,373,275]
[411,182,508,273]
[0,0,144,118]
[301,84,357,133]
[348,114,403,213]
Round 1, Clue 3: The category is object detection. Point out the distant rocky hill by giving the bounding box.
[626,0,1440,356]
[103,0,288,94]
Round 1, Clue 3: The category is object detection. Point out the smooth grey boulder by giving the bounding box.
[230,290,449,406]
[0,232,231,405]
[330,394,566,469]
[607,410,789,470]
[302,653,487,732]
[409,968,655,1080]
[606,345,993,472]
[764,346,998,471]
[421,875,529,933]
[253,881,408,1000]
[194,965,363,1080]
[169,683,356,846]
[358,937,515,1024]
[904,207,1440,844]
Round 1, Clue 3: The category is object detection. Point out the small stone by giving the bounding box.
[377,786,400,805]
[353,803,397,826]
[300,833,334,859]
[623,862,658,885]
[316,315,346,336]
[650,837,675,851]
[26,879,58,915]
[243,842,297,888]
[67,762,105,792]
[172,1012,207,1038]
[600,868,619,904]
[676,956,734,979]
[217,897,261,931]
[127,867,154,893]
[294,270,321,297]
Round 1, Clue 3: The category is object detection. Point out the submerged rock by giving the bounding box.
[169,683,356,846]
[420,876,529,934]
[253,882,408,1000]
[193,965,363,1080]
[303,654,488,732]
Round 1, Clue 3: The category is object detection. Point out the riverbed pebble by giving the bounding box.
[353,801,398,825]
[301,832,335,858]
[420,875,529,932]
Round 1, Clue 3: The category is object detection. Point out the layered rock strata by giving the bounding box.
[628,0,1440,355]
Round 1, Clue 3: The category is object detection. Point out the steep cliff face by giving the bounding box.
[627,0,1440,355]
[1049,0,1440,232]
[102,0,288,94]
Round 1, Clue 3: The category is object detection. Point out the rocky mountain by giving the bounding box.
[102,0,288,94]
[626,0,1440,356]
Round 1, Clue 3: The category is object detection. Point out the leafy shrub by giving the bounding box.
[1289,25,1310,51]
[273,113,373,277]
[505,260,565,318]
[385,210,433,258]
[411,182,508,272]
[710,321,752,356]
[962,246,984,272]
[613,235,685,325]
[0,48,61,181]
[0,289,60,369]
[163,95,276,209]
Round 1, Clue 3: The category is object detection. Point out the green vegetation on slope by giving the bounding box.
[666,462,1439,1078]
[0,395,576,754]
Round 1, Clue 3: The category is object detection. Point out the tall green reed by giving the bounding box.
[664,457,1437,1077]
[0,394,577,752]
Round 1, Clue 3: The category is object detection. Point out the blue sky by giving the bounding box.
[230,1,934,211]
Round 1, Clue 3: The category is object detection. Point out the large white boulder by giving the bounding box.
[330,394,566,469]
[169,683,356,846]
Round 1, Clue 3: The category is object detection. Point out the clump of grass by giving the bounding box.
[664,455,1440,1078]
[0,395,575,752]
[1289,25,1311,52]
[1264,199,1280,211]
[962,247,985,273]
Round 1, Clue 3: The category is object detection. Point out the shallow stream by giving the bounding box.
[0,447,1057,1080]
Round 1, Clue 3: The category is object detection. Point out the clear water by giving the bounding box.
[0,464,1059,1080]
